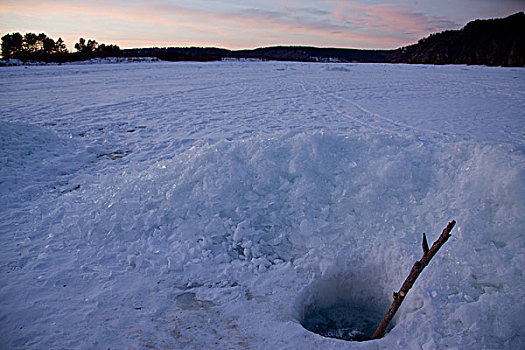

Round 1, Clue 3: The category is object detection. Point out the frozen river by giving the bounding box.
[1,61,524,349]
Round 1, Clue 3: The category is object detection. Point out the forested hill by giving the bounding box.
[385,12,524,67]
[122,46,392,63]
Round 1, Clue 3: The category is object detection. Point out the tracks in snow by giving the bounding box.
[300,80,446,139]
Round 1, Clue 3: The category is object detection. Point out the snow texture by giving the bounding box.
[1,61,524,349]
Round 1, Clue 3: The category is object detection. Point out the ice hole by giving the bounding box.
[296,268,395,341]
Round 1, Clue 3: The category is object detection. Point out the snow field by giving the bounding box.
[0,62,524,349]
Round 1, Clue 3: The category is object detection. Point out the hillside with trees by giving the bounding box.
[122,46,391,63]
[386,12,524,66]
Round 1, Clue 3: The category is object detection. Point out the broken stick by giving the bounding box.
[372,220,456,340]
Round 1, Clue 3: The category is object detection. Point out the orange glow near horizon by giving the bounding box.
[0,0,522,51]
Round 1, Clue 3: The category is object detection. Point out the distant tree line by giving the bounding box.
[1,32,120,62]
[1,32,67,58]
[73,37,120,55]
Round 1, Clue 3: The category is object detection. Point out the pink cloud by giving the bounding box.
[0,0,460,49]
[328,1,458,43]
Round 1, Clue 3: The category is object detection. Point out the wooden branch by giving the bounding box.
[371,220,456,340]
[422,233,429,254]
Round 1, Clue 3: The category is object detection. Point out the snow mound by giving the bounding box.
[324,64,354,72]
[75,130,523,259]
[64,132,448,271]
[69,57,160,65]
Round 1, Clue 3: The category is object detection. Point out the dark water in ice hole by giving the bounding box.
[300,302,391,341]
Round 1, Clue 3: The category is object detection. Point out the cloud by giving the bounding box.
[327,1,459,39]
[0,0,463,49]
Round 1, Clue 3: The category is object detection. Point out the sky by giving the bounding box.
[0,0,524,50]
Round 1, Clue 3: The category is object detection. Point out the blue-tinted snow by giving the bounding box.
[0,61,524,349]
